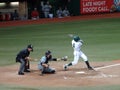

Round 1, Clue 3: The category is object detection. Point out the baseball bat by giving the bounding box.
[68,34,74,38]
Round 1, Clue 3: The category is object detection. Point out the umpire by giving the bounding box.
[16,44,33,75]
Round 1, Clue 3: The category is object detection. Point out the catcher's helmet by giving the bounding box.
[45,50,51,56]
[47,50,51,54]
[73,36,80,42]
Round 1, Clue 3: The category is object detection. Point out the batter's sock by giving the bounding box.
[85,61,93,70]
[68,63,72,66]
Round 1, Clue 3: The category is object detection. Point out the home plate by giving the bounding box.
[75,71,85,74]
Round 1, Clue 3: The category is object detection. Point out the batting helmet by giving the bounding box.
[73,36,80,42]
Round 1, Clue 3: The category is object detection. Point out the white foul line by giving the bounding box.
[95,63,120,71]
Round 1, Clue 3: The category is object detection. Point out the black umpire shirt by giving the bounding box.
[16,48,30,62]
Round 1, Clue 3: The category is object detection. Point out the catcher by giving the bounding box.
[38,51,56,75]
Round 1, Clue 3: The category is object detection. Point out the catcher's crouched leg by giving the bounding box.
[43,67,56,74]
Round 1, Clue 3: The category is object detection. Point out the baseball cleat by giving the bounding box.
[18,72,24,75]
[24,69,30,72]
[63,64,68,71]
[88,66,94,70]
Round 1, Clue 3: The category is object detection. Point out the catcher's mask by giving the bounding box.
[45,51,51,56]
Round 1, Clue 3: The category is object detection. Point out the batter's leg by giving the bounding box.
[81,52,93,70]
[64,52,79,70]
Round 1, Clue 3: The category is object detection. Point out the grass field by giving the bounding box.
[0,17,120,90]
[0,84,120,90]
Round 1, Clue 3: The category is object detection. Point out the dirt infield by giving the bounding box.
[0,61,120,87]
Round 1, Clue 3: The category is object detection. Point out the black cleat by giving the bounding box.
[18,72,24,75]
[63,64,68,71]
[24,70,30,72]
[51,70,55,73]
[88,67,94,70]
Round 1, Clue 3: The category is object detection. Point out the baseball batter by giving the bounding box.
[64,36,93,70]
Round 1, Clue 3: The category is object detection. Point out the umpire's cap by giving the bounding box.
[27,44,33,51]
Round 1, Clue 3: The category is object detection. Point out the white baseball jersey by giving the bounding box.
[71,39,88,65]
[72,40,82,52]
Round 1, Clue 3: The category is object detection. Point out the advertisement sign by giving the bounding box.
[114,0,120,11]
[80,0,114,14]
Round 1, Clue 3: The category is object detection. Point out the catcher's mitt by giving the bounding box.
[51,56,68,61]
